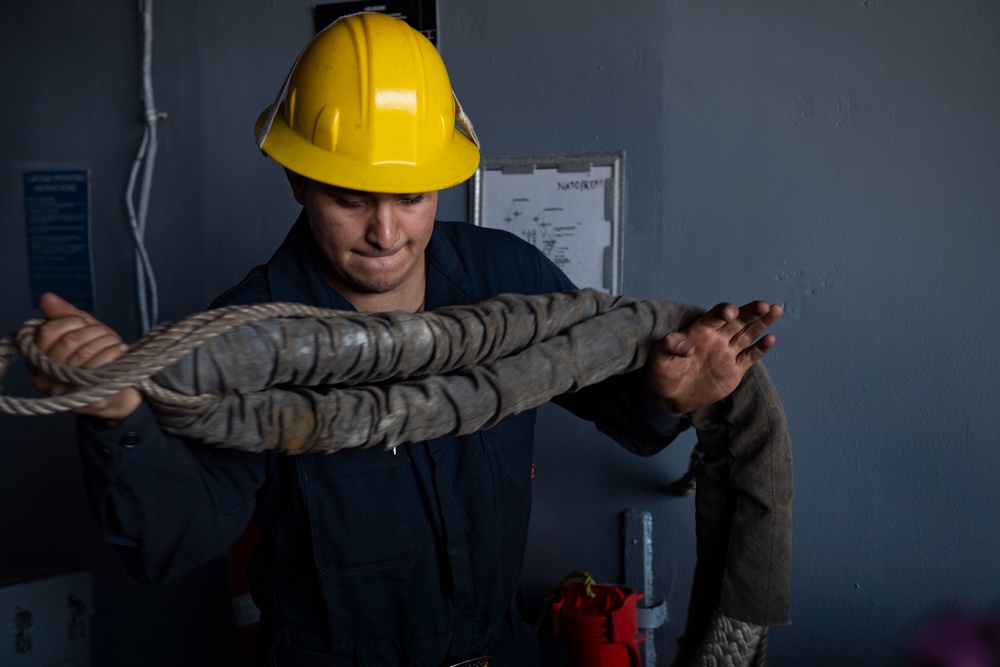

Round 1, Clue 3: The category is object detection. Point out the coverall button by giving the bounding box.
[121,431,141,449]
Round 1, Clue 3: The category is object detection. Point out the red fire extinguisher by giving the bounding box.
[550,571,645,667]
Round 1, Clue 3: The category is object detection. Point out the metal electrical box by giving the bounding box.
[0,566,92,666]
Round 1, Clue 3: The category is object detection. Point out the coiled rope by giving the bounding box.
[0,289,791,666]
[2,290,699,453]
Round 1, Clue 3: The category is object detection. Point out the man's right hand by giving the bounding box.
[31,292,142,425]
[645,300,783,416]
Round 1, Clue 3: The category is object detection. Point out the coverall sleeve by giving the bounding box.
[77,404,269,584]
[553,373,691,456]
[75,268,273,585]
[530,250,692,455]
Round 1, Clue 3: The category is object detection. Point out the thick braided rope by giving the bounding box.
[1,290,693,446]
[1,288,792,651]
[154,291,696,453]
[0,302,344,416]
[687,610,766,667]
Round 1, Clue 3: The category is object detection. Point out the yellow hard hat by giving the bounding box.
[254,12,480,193]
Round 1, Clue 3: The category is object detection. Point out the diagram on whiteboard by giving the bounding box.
[475,154,623,294]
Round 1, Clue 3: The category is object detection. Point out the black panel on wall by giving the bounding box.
[313,1,437,43]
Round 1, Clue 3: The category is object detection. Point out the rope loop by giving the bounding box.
[0,301,342,417]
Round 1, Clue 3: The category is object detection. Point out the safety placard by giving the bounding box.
[23,169,94,311]
[473,153,624,294]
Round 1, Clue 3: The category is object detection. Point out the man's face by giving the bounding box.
[287,172,438,302]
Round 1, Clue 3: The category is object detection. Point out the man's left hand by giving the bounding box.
[646,301,783,415]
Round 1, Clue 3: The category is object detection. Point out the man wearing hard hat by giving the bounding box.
[33,13,781,667]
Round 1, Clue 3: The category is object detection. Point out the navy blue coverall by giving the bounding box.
[77,216,687,666]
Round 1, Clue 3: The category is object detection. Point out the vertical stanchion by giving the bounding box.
[623,509,669,667]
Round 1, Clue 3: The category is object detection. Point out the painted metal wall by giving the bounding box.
[1,1,998,665]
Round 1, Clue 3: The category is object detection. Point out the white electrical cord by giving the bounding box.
[125,0,162,334]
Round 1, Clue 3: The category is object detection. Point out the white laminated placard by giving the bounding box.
[472,152,624,294]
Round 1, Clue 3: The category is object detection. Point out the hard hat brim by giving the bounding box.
[255,107,481,194]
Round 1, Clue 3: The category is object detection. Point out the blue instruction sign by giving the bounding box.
[24,169,94,311]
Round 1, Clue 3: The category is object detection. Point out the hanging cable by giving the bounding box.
[125,0,162,334]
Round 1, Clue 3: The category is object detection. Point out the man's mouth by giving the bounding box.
[356,246,403,260]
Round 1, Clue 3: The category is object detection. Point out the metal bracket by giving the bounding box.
[637,599,669,629]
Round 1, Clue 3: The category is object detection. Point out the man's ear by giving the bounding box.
[284,169,308,205]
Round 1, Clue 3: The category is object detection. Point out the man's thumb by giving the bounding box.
[39,292,82,320]
[660,331,694,357]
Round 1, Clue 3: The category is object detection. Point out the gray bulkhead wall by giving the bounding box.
[1,1,998,665]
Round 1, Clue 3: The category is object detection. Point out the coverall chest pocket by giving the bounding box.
[301,448,420,577]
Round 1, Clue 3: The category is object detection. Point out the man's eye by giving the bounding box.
[336,198,364,208]
[400,194,425,205]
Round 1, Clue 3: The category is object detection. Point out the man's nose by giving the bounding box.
[366,203,400,249]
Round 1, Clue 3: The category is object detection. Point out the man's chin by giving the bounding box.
[349,270,411,296]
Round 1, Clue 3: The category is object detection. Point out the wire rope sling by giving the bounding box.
[0,288,792,666]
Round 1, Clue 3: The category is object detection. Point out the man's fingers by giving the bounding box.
[30,330,123,393]
[36,294,104,356]
[38,324,114,362]
[67,335,129,369]
[702,302,740,328]
[737,333,778,367]
[736,302,783,344]
[36,318,93,355]
[30,294,142,422]
[720,301,782,346]
[749,302,783,327]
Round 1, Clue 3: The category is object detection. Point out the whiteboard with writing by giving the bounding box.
[472,152,624,294]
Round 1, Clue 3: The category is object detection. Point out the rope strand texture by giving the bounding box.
[688,610,766,667]
[1,290,698,453]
